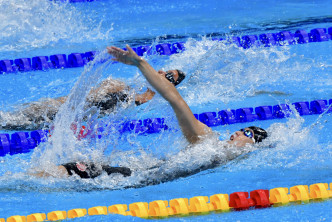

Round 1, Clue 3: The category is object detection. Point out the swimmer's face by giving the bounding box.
[228,128,255,147]
[158,70,179,83]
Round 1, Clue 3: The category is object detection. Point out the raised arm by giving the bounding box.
[107,45,211,143]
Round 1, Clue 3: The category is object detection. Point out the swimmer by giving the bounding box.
[0,69,186,130]
[33,45,268,179]
[32,126,267,179]
[107,45,268,145]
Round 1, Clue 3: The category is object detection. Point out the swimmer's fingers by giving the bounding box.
[125,45,142,65]
[107,46,126,54]
[107,46,127,62]
[107,45,141,66]
[125,45,137,56]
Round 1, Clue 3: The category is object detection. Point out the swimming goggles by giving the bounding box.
[240,128,255,143]
[165,71,176,85]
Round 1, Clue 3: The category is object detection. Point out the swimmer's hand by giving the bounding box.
[107,45,143,67]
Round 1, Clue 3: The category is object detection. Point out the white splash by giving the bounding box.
[165,38,311,106]
[30,50,113,172]
[0,0,113,52]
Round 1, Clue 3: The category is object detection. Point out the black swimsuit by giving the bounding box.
[62,162,131,179]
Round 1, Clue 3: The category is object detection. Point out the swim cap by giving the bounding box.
[174,69,186,86]
[248,126,268,143]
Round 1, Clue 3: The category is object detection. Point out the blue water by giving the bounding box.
[0,0,332,221]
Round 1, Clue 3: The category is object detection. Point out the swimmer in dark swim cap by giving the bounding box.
[32,125,268,179]
[228,126,268,147]
[107,45,268,146]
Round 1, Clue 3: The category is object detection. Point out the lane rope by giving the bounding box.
[0,27,331,74]
[0,98,331,156]
[2,182,332,221]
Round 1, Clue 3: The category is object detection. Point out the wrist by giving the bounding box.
[136,57,146,67]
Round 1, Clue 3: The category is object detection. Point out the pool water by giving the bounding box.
[0,0,331,221]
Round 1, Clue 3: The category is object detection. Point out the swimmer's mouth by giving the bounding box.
[230,135,234,141]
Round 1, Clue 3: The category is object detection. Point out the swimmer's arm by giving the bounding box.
[137,60,212,143]
[134,88,156,105]
[107,45,211,143]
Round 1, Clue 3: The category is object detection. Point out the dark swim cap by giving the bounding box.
[174,69,186,86]
[248,126,268,143]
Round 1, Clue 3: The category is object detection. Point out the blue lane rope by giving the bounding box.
[0,27,331,74]
[0,98,331,156]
